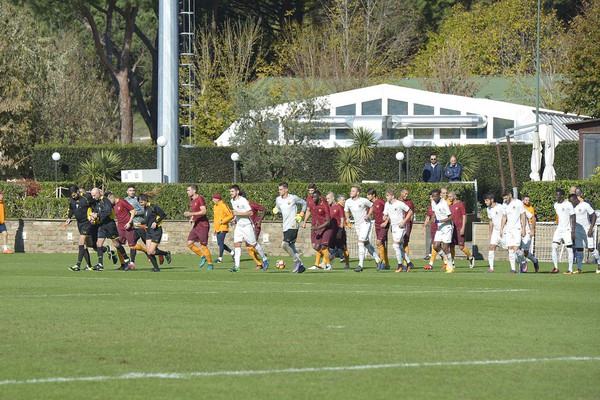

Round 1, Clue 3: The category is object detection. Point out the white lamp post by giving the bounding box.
[395,152,404,183]
[51,152,61,184]
[230,152,240,183]
[402,136,414,183]
[157,136,168,183]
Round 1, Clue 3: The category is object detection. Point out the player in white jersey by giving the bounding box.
[382,189,414,272]
[274,182,307,273]
[429,189,455,273]
[483,193,503,273]
[499,189,527,274]
[344,185,381,272]
[520,195,540,273]
[568,193,599,273]
[551,188,576,274]
[228,185,269,273]
[552,188,576,273]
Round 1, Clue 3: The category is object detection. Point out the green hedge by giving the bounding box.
[32,143,579,195]
[520,180,600,222]
[1,181,477,221]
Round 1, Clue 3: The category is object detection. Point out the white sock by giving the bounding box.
[402,247,411,264]
[438,249,453,269]
[365,243,381,263]
[281,242,296,259]
[392,243,403,266]
[576,250,584,270]
[255,243,267,261]
[358,242,365,267]
[234,247,241,268]
[3,245,7,251]
[509,249,516,271]
[551,242,559,269]
[488,250,495,270]
[567,247,574,272]
[592,249,600,265]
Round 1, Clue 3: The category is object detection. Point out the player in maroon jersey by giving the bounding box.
[304,190,333,270]
[366,188,389,271]
[448,191,475,268]
[184,184,213,270]
[302,183,326,268]
[109,193,137,270]
[327,192,351,269]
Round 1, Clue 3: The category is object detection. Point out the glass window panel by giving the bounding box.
[414,103,434,115]
[361,99,382,115]
[336,104,356,116]
[466,112,487,139]
[414,128,434,139]
[388,99,408,115]
[387,128,408,140]
[583,135,600,178]
[493,117,514,138]
[265,120,279,141]
[335,129,352,140]
[440,108,461,139]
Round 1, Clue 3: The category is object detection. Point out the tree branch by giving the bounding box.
[77,7,117,78]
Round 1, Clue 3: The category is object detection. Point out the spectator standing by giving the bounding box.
[444,156,463,182]
[422,154,443,182]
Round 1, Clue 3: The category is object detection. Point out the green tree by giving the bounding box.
[78,150,122,190]
[560,0,600,117]
[334,147,363,183]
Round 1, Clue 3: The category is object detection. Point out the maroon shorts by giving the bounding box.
[452,227,465,246]
[403,224,413,247]
[375,225,389,242]
[117,227,135,246]
[315,228,333,246]
[330,228,347,249]
[188,226,209,245]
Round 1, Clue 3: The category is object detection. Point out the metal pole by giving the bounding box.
[398,160,402,183]
[536,0,541,126]
[505,135,518,198]
[161,151,164,184]
[157,0,179,183]
[496,143,506,191]
[406,148,410,183]
[54,161,58,184]
[233,161,237,184]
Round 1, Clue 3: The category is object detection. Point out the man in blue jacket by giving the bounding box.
[444,156,463,182]
[422,154,443,182]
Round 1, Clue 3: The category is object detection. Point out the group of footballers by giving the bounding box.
[63,180,599,274]
[484,187,600,274]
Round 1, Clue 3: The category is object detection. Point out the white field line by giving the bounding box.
[0,356,597,386]
[0,288,533,299]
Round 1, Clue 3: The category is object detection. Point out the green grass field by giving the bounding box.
[0,253,599,399]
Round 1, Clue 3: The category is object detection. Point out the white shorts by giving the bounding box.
[356,221,372,242]
[552,228,573,246]
[490,230,502,246]
[574,228,594,249]
[504,228,521,248]
[391,225,406,243]
[234,223,257,245]
[521,234,532,251]
[433,224,453,244]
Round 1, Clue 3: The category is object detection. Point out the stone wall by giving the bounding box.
[1,219,566,262]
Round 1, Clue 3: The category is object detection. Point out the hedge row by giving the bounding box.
[0,181,477,222]
[32,143,579,200]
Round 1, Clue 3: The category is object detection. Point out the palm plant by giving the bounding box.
[350,127,377,163]
[78,150,122,191]
[435,144,480,181]
[334,147,364,183]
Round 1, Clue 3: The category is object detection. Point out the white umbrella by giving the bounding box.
[542,124,556,181]
[529,129,542,181]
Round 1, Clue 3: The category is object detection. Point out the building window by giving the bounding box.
[493,117,514,138]
[335,129,352,140]
[361,99,382,115]
[387,129,408,140]
[414,103,434,139]
[336,104,356,116]
[388,99,408,115]
[440,108,461,139]
[466,112,487,139]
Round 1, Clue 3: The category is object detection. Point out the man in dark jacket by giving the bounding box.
[422,154,443,182]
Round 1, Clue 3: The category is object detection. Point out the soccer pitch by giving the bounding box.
[0,253,598,399]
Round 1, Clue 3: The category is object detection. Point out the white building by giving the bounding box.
[215,84,584,147]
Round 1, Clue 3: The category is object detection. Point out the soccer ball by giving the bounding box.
[276,259,286,269]
[88,214,100,225]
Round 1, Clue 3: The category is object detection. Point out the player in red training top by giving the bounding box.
[399,189,415,269]
[448,191,475,268]
[366,188,389,271]
[183,184,213,270]
[304,190,333,270]
[327,191,350,269]
[109,193,136,270]
[302,183,327,268]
